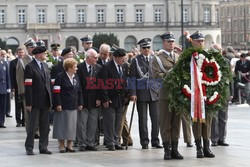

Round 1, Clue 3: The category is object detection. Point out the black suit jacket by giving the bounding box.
[9,58,18,90]
[100,60,129,108]
[77,62,102,108]
[53,71,83,110]
[51,61,64,80]
[24,59,52,109]
[235,59,250,83]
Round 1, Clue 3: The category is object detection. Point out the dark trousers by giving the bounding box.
[211,101,229,143]
[103,106,124,146]
[137,101,159,146]
[15,93,25,124]
[5,93,11,116]
[0,94,7,125]
[25,105,50,151]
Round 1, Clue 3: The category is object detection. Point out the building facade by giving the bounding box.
[220,0,250,50]
[0,0,220,52]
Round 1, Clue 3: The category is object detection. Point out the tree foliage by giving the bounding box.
[92,33,119,50]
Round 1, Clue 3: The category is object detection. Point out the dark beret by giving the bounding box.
[113,48,127,57]
[61,48,72,57]
[32,46,47,55]
[240,53,247,58]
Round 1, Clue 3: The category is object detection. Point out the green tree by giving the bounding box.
[92,33,119,50]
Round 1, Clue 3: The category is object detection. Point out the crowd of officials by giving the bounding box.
[1,30,245,159]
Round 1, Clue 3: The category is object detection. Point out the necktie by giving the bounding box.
[145,56,149,62]
[88,65,92,75]
[40,62,46,79]
[118,65,123,78]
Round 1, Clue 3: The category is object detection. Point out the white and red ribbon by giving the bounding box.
[53,85,61,93]
[24,79,32,86]
[190,54,206,123]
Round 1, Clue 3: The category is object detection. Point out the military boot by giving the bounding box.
[163,141,171,160]
[195,139,204,158]
[203,139,215,158]
[171,141,184,159]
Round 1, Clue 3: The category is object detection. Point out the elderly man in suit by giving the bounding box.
[0,54,10,128]
[77,48,102,151]
[130,38,162,149]
[100,48,129,151]
[152,32,183,160]
[24,46,52,155]
[9,47,26,127]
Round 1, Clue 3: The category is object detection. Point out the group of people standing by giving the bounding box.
[0,31,230,160]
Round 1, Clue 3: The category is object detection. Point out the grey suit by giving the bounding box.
[130,54,160,147]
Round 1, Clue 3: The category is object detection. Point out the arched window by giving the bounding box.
[153,35,162,51]
[6,37,19,53]
[124,36,137,52]
[205,35,213,50]
[65,36,79,51]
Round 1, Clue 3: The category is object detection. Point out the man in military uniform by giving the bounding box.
[0,53,10,128]
[130,38,162,149]
[189,31,215,158]
[80,35,93,52]
[50,43,62,63]
[152,32,183,160]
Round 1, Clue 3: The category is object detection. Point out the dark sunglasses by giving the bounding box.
[142,46,150,49]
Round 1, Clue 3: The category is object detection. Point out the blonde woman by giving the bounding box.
[53,58,83,153]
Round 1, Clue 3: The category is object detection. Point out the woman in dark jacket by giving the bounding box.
[52,58,83,153]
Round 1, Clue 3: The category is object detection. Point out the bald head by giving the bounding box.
[86,48,98,65]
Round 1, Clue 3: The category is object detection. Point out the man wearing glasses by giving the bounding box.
[80,35,93,52]
[152,32,183,160]
[130,38,162,149]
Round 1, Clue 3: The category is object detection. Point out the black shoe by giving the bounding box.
[121,143,133,146]
[66,147,76,153]
[34,134,40,139]
[152,144,163,149]
[211,142,218,147]
[59,149,66,153]
[79,146,86,151]
[115,145,124,150]
[6,115,12,118]
[0,125,6,128]
[16,123,22,127]
[22,124,25,127]
[218,140,229,146]
[39,149,52,154]
[107,145,115,151]
[186,142,193,147]
[26,150,35,155]
[142,145,148,149]
[86,146,97,151]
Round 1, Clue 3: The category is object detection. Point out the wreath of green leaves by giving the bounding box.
[163,47,231,115]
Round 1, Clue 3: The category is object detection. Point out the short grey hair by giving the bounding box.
[86,48,98,58]
[99,44,110,53]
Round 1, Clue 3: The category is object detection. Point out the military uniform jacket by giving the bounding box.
[53,71,83,110]
[130,54,158,101]
[24,59,52,109]
[235,59,250,83]
[0,60,10,94]
[77,61,102,109]
[100,60,129,108]
[152,50,179,100]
